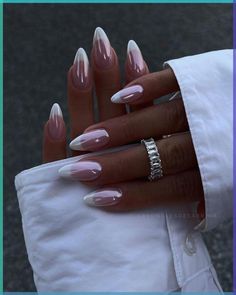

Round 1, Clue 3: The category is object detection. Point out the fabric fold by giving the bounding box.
[164,49,233,231]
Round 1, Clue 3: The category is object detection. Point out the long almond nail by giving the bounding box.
[72,47,91,89]
[59,161,102,181]
[93,27,114,69]
[47,103,65,140]
[111,85,144,104]
[83,188,122,206]
[69,129,109,151]
[127,40,145,75]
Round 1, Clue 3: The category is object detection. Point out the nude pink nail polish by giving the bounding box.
[111,85,144,104]
[93,27,114,69]
[127,40,145,75]
[83,188,122,206]
[72,48,91,89]
[48,103,65,140]
[59,161,102,181]
[69,129,109,151]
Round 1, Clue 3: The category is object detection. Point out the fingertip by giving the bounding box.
[43,102,67,163]
[110,85,144,104]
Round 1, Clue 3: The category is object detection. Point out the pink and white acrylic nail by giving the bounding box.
[92,27,114,69]
[126,40,146,75]
[111,85,144,104]
[47,103,65,140]
[59,160,102,181]
[71,47,91,89]
[69,129,109,151]
[83,188,122,207]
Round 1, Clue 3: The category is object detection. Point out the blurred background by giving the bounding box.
[4,3,233,291]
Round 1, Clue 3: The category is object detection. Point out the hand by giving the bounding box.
[59,70,205,214]
[42,27,150,163]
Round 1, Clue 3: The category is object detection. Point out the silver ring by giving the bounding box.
[141,138,163,181]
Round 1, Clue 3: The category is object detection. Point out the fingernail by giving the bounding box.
[69,129,109,151]
[93,27,114,69]
[111,85,144,104]
[47,103,65,140]
[59,161,102,181]
[72,47,91,89]
[127,40,145,74]
[83,188,122,206]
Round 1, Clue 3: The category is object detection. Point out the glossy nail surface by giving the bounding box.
[59,161,102,181]
[111,85,144,104]
[70,129,109,151]
[83,188,122,206]
[48,103,65,140]
[93,27,113,69]
[72,48,90,89]
[127,40,145,74]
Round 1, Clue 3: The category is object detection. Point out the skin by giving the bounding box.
[42,38,205,217]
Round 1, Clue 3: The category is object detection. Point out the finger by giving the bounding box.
[111,67,179,105]
[91,27,126,120]
[82,170,203,211]
[59,132,197,186]
[69,97,188,152]
[68,48,94,141]
[43,103,67,163]
[125,40,152,111]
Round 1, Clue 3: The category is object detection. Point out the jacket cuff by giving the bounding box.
[15,147,179,291]
[164,50,233,231]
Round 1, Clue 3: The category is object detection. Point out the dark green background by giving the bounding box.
[4,3,233,291]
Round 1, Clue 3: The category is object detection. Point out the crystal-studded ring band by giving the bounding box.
[141,138,163,181]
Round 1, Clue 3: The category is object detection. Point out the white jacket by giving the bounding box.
[15,50,232,292]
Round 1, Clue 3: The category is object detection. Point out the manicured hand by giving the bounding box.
[42,27,150,162]
[59,69,205,212]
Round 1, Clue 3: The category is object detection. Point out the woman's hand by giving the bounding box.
[41,27,205,216]
[42,27,150,163]
[59,70,205,212]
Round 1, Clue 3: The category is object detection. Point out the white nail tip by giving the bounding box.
[73,47,89,78]
[93,27,109,44]
[111,91,122,103]
[49,103,63,119]
[127,40,141,53]
[83,193,96,206]
[73,47,89,65]
[58,164,73,178]
[69,136,83,150]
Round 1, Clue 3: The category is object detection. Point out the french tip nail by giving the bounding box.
[73,47,89,65]
[69,137,83,150]
[58,164,73,178]
[127,39,140,54]
[49,103,63,119]
[83,193,95,206]
[127,40,145,75]
[93,27,109,44]
[47,102,65,140]
[111,85,144,104]
[72,47,90,89]
[83,188,122,207]
[110,93,122,103]
[93,27,113,69]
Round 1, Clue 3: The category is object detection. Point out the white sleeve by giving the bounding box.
[164,49,233,231]
[15,146,223,292]
[14,147,179,292]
